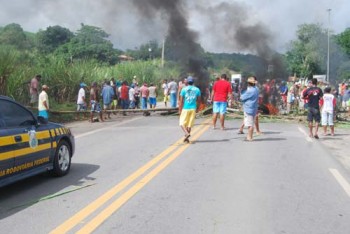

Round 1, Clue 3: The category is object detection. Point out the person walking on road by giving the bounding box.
[177,77,188,113]
[238,76,262,135]
[38,84,50,120]
[179,76,201,143]
[303,78,323,139]
[320,87,336,136]
[240,77,259,141]
[211,73,232,130]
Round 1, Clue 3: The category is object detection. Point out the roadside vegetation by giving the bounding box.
[0,22,350,124]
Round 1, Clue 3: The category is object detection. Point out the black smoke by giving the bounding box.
[195,2,287,79]
[131,0,210,95]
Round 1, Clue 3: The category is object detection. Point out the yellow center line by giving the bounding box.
[76,122,211,234]
[50,118,210,234]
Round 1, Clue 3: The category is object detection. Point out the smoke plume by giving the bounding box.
[130,0,210,94]
[193,2,286,79]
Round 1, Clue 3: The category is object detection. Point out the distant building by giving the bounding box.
[313,75,327,83]
[118,55,134,62]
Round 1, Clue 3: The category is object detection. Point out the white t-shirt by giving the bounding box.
[149,86,157,98]
[38,91,49,111]
[162,83,168,95]
[322,93,335,114]
[129,88,135,101]
[77,88,86,104]
[168,81,178,94]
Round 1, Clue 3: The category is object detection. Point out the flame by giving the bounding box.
[265,103,279,115]
[198,101,206,111]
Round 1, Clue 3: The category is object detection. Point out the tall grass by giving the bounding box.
[4,53,181,106]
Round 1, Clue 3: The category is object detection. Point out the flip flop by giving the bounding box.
[237,131,244,134]
[184,134,190,142]
[314,135,319,139]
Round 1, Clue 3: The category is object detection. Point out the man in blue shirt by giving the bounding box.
[101,81,115,119]
[179,76,201,143]
[240,77,259,141]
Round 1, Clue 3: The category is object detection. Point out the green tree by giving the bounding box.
[336,28,350,56]
[57,24,118,64]
[0,23,31,49]
[286,24,327,78]
[0,45,20,95]
[36,25,74,54]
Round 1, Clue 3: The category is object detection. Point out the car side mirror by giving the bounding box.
[37,116,48,125]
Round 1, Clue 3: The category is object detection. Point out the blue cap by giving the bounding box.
[80,82,87,87]
[187,76,194,83]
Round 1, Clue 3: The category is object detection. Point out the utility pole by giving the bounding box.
[327,9,331,84]
[161,39,165,68]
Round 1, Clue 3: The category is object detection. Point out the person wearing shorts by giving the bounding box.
[303,78,323,139]
[320,87,336,136]
[38,84,50,120]
[240,77,259,141]
[90,82,104,123]
[211,74,232,130]
[148,83,157,108]
[179,76,201,143]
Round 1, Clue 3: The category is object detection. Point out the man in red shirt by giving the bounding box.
[211,74,233,130]
[119,81,129,115]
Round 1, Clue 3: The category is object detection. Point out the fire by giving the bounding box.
[265,103,279,115]
[198,101,206,111]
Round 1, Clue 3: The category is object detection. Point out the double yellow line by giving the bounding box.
[50,118,211,234]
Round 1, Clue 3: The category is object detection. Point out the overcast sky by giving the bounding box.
[0,0,348,54]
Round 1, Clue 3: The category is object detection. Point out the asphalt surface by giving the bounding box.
[1,112,350,234]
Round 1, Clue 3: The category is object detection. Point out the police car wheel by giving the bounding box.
[53,140,71,176]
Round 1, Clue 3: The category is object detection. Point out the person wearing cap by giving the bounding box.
[179,76,201,143]
[76,82,88,120]
[38,84,50,120]
[238,76,262,135]
[211,73,232,130]
[240,77,259,141]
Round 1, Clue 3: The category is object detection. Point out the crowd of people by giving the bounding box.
[28,73,349,142]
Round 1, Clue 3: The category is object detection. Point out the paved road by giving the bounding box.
[1,114,350,234]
